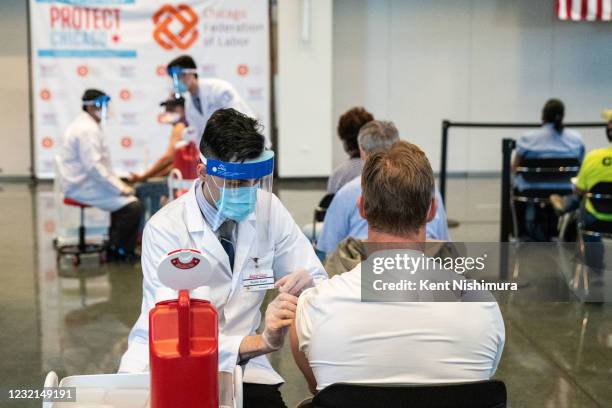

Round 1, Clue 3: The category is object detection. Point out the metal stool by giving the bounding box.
[56,197,105,266]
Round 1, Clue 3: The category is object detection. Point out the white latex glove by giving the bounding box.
[275,268,314,296]
[121,184,136,196]
[262,292,298,351]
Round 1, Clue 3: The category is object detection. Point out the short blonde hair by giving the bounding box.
[361,141,434,236]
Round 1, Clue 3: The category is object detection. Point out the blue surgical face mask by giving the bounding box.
[216,186,257,222]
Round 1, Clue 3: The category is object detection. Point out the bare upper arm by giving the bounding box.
[290,320,318,395]
[164,123,185,155]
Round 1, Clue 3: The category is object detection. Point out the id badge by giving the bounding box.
[243,257,275,291]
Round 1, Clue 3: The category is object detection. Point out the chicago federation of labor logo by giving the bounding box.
[152,4,199,50]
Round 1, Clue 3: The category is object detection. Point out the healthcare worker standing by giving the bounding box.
[59,89,143,261]
[166,55,254,146]
[120,108,327,407]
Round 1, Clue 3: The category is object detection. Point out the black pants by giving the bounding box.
[243,383,287,408]
[515,201,559,241]
[109,200,143,254]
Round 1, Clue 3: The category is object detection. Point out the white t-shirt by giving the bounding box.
[296,264,505,391]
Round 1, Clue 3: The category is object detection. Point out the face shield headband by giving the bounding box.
[168,66,198,98]
[202,150,275,181]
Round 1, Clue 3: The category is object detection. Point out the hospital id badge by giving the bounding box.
[243,258,275,292]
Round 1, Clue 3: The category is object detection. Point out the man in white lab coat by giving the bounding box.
[166,55,254,146]
[60,89,142,260]
[120,108,327,407]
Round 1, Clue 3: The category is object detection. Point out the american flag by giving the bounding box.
[557,0,612,21]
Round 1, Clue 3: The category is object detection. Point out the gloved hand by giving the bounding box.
[275,268,314,296]
[262,292,298,351]
[121,184,136,196]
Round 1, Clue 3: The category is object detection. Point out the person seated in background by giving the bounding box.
[317,120,450,258]
[303,107,375,244]
[128,97,192,183]
[290,141,505,395]
[512,98,585,185]
[550,109,612,267]
[327,107,374,194]
[512,99,585,241]
[60,89,143,261]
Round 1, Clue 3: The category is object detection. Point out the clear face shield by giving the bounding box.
[201,150,275,250]
[168,66,197,98]
[83,95,111,126]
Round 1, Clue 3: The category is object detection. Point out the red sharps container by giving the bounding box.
[172,141,199,180]
[150,289,218,408]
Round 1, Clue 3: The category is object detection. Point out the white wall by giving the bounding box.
[333,0,612,173]
[0,0,32,177]
[277,0,333,177]
[1,0,610,178]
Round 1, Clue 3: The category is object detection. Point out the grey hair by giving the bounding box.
[357,120,400,154]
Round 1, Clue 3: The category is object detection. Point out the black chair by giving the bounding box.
[511,157,580,241]
[580,181,612,237]
[310,193,335,243]
[513,157,580,199]
[569,182,612,299]
[311,381,507,408]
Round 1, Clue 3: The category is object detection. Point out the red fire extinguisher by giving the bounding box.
[149,289,218,408]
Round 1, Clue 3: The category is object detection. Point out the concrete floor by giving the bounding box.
[0,177,611,407]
